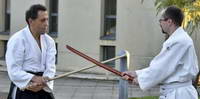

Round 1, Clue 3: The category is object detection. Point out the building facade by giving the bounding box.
[0,0,199,76]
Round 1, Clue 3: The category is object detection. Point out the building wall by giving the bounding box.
[0,0,199,75]
[0,41,4,57]
[10,0,46,34]
[191,27,200,66]
[57,0,103,73]
[0,0,5,32]
[116,0,164,70]
[57,0,164,74]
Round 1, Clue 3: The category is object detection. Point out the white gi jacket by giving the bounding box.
[6,26,56,92]
[136,27,199,99]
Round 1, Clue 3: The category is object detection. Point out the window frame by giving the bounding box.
[48,0,58,37]
[100,0,117,40]
[100,46,116,67]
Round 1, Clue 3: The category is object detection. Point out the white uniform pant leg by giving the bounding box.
[159,85,198,99]
[175,85,198,99]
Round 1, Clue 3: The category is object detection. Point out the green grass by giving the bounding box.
[129,96,200,99]
[129,96,158,99]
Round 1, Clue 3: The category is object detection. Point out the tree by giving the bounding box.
[142,0,200,35]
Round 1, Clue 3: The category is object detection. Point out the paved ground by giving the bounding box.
[0,71,159,99]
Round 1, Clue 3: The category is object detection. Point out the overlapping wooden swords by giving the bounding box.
[66,45,134,81]
[23,45,133,90]
[47,53,128,81]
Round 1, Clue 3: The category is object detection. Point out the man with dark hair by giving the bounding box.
[123,6,199,99]
[6,4,56,99]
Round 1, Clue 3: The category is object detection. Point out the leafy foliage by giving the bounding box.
[144,0,200,34]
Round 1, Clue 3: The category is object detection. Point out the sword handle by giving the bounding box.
[122,73,134,81]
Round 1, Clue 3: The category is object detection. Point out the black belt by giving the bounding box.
[26,71,44,76]
[7,71,44,99]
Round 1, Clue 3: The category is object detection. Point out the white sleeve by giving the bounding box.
[135,42,190,91]
[43,39,56,91]
[6,37,34,89]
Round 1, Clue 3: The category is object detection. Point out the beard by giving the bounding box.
[162,29,167,34]
[160,25,167,34]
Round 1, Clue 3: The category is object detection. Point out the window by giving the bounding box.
[5,0,10,32]
[101,46,115,67]
[49,0,58,37]
[0,0,10,34]
[101,0,117,40]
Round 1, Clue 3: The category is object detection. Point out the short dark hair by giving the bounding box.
[25,4,47,25]
[163,6,184,26]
